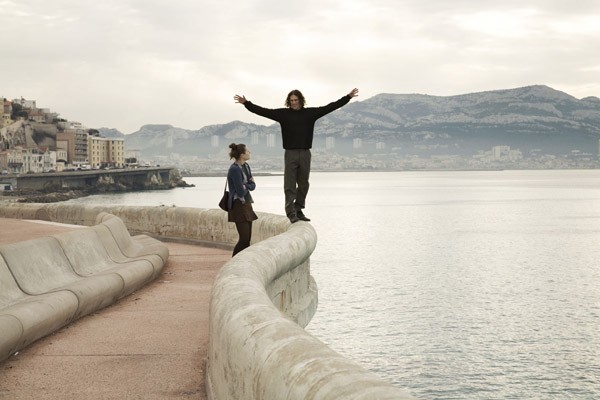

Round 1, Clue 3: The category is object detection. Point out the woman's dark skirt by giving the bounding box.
[228,199,258,223]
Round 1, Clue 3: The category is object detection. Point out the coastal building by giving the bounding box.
[325,136,335,149]
[55,147,67,171]
[12,98,36,109]
[27,109,46,123]
[0,146,55,173]
[1,99,130,171]
[88,135,125,168]
[1,99,12,128]
[0,148,23,173]
[56,133,73,165]
[25,147,55,173]
[492,145,510,159]
[57,129,88,166]
[39,108,58,123]
[491,145,523,162]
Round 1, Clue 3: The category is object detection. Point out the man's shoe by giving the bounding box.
[287,212,299,223]
[296,210,311,221]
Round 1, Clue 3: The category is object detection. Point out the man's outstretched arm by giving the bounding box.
[313,87,360,118]
[234,94,281,121]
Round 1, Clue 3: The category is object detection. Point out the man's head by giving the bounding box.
[285,89,305,110]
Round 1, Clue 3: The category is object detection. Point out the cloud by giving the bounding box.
[1,0,599,133]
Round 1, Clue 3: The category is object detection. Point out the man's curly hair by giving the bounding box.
[285,90,306,108]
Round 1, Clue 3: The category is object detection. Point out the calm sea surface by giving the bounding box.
[66,170,600,399]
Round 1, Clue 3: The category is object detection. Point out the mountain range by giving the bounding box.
[99,85,600,158]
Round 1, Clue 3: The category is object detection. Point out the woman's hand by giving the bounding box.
[234,95,247,104]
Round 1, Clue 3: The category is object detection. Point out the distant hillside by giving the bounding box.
[97,128,125,139]
[122,85,600,157]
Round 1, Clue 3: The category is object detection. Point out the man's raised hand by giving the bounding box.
[234,95,247,104]
[348,88,359,98]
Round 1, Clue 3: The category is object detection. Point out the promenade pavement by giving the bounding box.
[0,218,231,400]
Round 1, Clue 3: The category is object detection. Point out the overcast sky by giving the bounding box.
[2,0,600,134]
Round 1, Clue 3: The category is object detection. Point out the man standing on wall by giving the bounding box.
[234,88,359,223]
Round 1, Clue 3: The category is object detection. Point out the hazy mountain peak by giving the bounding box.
[121,85,600,158]
[581,96,600,103]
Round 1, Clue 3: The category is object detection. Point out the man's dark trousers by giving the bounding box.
[284,149,311,216]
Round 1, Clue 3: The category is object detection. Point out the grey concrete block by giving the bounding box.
[0,314,23,361]
[0,257,78,362]
[91,223,165,280]
[2,291,79,351]
[96,213,169,263]
[0,237,124,319]
[53,228,155,298]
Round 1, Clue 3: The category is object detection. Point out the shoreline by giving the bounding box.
[0,184,189,204]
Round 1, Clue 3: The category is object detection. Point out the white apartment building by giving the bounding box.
[326,136,335,149]
[0,147,55,173]
[251,131,259,145]
[492,145,522,161]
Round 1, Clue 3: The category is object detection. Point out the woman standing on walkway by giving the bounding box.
[227,143,258,256]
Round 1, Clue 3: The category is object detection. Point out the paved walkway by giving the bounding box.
[0,218,230,400]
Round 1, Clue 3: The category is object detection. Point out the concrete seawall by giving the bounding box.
[0,203,413,399]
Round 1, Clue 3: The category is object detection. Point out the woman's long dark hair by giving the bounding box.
[229,143,247,160]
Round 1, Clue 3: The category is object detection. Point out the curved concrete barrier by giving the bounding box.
[0,203,290,246]
[0,212,169,362]
[0,203,412,399]
[206,222,412,400]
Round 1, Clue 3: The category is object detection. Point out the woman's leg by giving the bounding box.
[233,221,252,256]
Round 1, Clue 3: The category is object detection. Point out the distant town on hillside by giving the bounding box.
[1,97,136,175]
